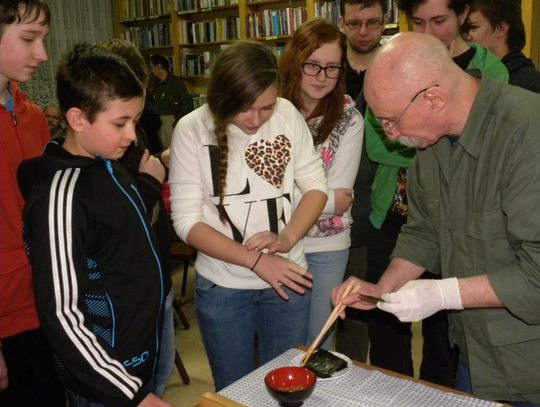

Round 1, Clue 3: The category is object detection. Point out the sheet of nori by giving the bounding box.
[305,349,347,378]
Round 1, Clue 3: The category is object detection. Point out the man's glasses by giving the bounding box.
[379,85,438,135]
[302,62,343,79]
[344,18,384,30]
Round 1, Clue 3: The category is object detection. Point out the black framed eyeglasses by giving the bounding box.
[379,85,439,135]
[344,18,384,30]
[302,62,343,79]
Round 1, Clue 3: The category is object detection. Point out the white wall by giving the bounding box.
[23,0,115,106]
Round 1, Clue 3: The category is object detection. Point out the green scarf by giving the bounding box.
[365,109,415,229]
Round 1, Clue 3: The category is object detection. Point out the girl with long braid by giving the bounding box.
[168,41,328,390]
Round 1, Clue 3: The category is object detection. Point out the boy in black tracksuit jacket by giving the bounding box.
[17,44,170,407]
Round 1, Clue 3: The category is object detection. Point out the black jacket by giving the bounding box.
[152,73,193,123]
[18,142,165,406]
[503,50,540,94]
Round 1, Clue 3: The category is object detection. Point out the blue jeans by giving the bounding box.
[306,249,349,350]
[155,289,175,397]
[456,358,540,407]
[195,273,310,391]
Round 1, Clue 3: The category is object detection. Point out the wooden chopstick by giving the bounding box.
[301,281,355,365]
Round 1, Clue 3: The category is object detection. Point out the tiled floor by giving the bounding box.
[162,265,424,407]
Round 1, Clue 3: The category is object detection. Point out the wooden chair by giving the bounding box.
[175,348,190,385]
[170,239,197,298]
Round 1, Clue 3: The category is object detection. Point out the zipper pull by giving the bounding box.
[10,111,17,126]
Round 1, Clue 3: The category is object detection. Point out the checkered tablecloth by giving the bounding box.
[219,348,503,407]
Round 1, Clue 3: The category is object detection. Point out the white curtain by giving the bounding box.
[22,0,115,107]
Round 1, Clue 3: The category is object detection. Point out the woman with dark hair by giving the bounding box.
[465,0,540,93]
[168,41,328,390]
[280,18,363,350]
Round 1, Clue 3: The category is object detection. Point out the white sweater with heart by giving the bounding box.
[169,98,328,289]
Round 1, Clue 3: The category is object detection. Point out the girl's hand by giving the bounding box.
[334,188,353,216]
[251,253,313,300]
[244,231,296,254]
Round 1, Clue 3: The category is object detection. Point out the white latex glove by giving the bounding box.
[377,278,463,322]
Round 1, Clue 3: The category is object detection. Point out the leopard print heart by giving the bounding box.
[244,135,291,188]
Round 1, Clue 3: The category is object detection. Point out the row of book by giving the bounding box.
[386,0,399,25]
[180,42,286,77]
[121,23,171,48]
[245,7,307,38]
[180,17,240,44]
[120,0,399,24]
[119,0,170,21]
[314,1,339,24]
[181,49,215,76]
[176,0,239,13]
[192,93,208,109]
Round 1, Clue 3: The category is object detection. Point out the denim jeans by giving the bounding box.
[195,273,310,391]
[456,358,540,407]
[155,288,175,396]
[305,249,349,350]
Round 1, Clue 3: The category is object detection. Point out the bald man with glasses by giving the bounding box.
[334,32,540,406]
[352,0,507,386]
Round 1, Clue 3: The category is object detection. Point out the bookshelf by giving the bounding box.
[112,0,401,98]
[521,0,540,68]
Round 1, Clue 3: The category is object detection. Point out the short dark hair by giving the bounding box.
[98,38,149,84]
[397,0,469,18]
[469,0,525,51]
[340,0,387,20]
[150,53,170,72]
[0,0,50,38]
[56,43,144,123]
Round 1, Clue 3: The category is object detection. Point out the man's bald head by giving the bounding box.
[365,32,454,109]
[364,32,477,147]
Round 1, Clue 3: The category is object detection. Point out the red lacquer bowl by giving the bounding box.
[264,366,317,407]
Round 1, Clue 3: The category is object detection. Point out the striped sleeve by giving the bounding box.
[27,168,144,406]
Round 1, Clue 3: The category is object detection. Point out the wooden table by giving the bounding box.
[196,347,508,407]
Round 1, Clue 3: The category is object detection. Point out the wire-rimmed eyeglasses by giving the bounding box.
[379,85,438,135]
[302,62,343,79]
[344,18,384,30]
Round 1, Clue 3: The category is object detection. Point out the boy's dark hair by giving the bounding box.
[469,0,525,52]
[97,38,149,85]
[397,0,469,18]
[340,0,388,19]
[56,43,144,123]
[150,54,170,72]
[0,0,50,37]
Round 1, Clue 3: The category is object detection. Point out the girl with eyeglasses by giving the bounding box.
[280,18,364,350]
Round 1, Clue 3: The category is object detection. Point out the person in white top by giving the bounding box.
[280,19,364,350]
[169,41,328,390]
